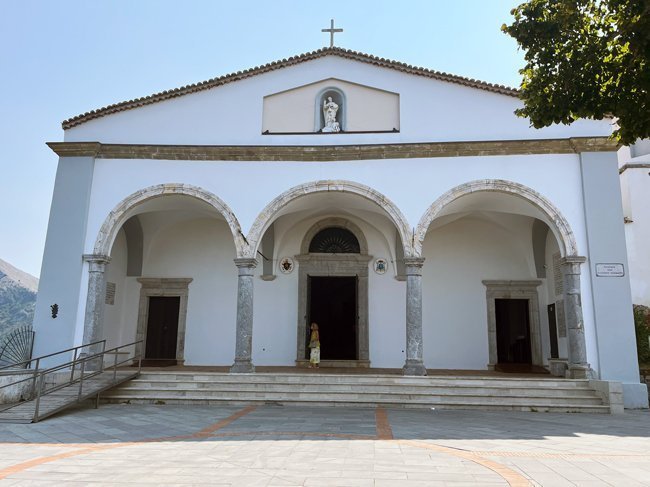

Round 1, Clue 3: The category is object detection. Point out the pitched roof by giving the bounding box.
[62,47,520,130]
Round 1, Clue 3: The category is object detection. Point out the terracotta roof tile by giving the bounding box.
[62,47,520,130]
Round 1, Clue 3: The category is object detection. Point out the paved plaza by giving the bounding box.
[0,404,648,486]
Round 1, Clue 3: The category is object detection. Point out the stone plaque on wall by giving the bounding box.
[556,299,566,338]
[595,263,625,277]
[553,252,563,296]
[105,282,116,306]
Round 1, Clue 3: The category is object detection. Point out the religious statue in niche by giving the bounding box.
[322,96,341,133]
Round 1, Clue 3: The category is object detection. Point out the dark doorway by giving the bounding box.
[547,303,559,359]
[144,296,180,366]
[495,299,532,365]
[308,276,357,360]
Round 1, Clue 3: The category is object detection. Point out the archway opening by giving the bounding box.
[102,193,238,366]
[418,188,573,374]
[249,183,410,369]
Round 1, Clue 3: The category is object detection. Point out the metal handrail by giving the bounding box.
[0,340,142,423]
[0,339,107,372]
[32,340,143,422]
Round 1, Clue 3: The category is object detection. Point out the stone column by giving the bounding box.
[560,256,591,378]
[403,257,427,376]
[230,258,258,373]
[82,254,111,356]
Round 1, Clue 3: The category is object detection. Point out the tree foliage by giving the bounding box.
[503,0,649,145]
[635,305,650,365]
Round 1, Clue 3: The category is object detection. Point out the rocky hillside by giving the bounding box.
[0,259,38,333]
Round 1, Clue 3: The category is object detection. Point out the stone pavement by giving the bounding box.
[0,404,648,486]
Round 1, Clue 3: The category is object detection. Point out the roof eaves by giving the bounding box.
[62,47,520,130]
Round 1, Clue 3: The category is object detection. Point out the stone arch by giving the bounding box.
[93,183,247,258]
[414,179,578,258]
[246,180,413,258]
[300,217,369,255]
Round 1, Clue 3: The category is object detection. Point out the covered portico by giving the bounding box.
[78,177,591,379]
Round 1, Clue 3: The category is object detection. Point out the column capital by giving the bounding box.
[560,255,587,266]
[83,254,110,272]
[403,257,425,271]
[234,257,258,269]
[83,254,111,264]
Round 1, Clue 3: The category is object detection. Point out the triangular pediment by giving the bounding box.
[62,47,518,130]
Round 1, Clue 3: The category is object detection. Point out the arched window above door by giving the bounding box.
[309,227,360,253]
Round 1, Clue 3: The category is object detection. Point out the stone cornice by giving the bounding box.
[619,163,650,174]
[47,137,619,162]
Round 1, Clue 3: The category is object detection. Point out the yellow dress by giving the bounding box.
[309,330,320,365]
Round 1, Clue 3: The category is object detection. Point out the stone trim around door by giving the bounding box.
[482,280,543,370]
[136,278,193,364]
[295,254,372,367]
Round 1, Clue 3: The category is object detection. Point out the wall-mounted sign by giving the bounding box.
[105,282,116,305]
[595,263,625,277]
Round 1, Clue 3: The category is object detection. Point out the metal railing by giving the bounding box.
[0,340,142,422]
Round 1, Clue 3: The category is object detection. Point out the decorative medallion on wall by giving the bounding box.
[279,257,294,274]
[374,259,388,275]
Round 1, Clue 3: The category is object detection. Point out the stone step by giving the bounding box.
[102,395,610,413]
[117,381,599,398]
[132,373,592,389]
[104,371,610,413]
[103,388,603,406]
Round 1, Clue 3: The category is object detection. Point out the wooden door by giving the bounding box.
[145,296,180,362]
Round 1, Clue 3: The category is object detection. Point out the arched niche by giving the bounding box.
[314,86,346,132]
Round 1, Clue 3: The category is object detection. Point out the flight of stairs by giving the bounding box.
[103,371,612,413]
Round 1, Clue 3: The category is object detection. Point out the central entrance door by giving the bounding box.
[144,296,180,366]
[308,276,358,360]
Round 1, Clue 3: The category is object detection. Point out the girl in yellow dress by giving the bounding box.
[309,323,320,368]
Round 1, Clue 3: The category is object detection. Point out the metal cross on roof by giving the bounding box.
[322,19,343,48]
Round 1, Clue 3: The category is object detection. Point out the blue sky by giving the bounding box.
[0,0,524,277]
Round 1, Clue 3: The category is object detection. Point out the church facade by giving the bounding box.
[32,47,648,408]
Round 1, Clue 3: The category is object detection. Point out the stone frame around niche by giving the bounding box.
[482,280,543,369]
[314,86,346,133]
[136,278,193,364]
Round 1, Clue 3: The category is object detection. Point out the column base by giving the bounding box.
[230,360,255,373]
[567,364,592,379]
[403,360,427,376]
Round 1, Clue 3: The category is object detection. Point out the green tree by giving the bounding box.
[502,0,649,145]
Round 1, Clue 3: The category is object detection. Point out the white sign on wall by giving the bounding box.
[595,263,625,277]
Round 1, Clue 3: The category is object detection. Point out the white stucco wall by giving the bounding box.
[103,229,128,348]
[83,154,589,250]
[620,168,650,307]
[64,56,611,146]
[69,152,603,370]
[423,215,536,369]
[143,218,238,365]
